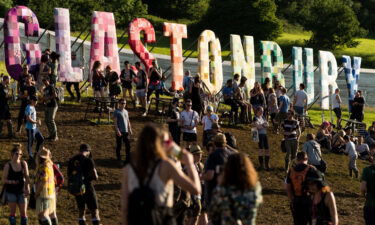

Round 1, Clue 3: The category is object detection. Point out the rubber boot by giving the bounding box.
[258,156,264,170]
[9,216,16,225]
[51,217,58,225]
[78,219,87,225]
[21,217,28,225]
[39,218,52,225]
[92,220,102,225]
[265,156,270,171]
[7,121,13,138]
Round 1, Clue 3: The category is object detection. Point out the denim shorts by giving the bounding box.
[6,192,26,204]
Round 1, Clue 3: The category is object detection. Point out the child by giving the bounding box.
[356,136,370,160]
[344,135,358,178]
[187,144,204,225]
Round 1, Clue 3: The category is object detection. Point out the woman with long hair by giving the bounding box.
[250,81,266,114]
[91,61,106,98]
[121,124,201,225]
[209,153,263,225]
[316,122,332,151]
[306,170,338,225]
[2,144,30,225]
[34,148,57,225]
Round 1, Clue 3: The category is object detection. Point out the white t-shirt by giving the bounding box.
[357,144,369,154]
[345,142,358,158]
[202,114,219,131]
[180,110,199,133]
[294,90,308,107]
[331,93,341,109]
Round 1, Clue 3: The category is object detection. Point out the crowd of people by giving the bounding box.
[0,51,374,225]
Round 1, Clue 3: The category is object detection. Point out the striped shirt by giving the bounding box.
[282,119,300,140]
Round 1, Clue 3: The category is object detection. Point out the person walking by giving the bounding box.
[202,105,219,147]
[66,52,83,102]
[121,124,201,225]
[17,76,37,134]
[34,148,57,225]
[285,151,317,225]
[302,134,325,173]
[282,110,300,171]
[293,83,308,116]
[42,77,58,141]
[306,170,338,225]
[344,135,359,178]
[113,99,133,162]
[180,99,200,148]
[68,144,101,225]
[0,75,13,137]
[2,144,30,225]
[277,87,290,131]
[147,60,162,103]
[209,153,262,225]
[361,155,375,225]
[25,96,44,160]
[331,88,342,128]
[253,106,270,170]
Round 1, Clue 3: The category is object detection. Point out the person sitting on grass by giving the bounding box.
[344,135,359,178]
[357,136,370,160]
[331,130,346,154]
[316,121,332,151]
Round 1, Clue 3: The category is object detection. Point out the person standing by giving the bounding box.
[120,61,135,103]
[222,79,239,123]
[91,61,106,99]
[183,70,193,99]
[134,62,148,116]
[331,88,342,128]
[17,76,37,134]
[306,170,338,225]
[25,96,44,160]
[2,144,30,225]
[105,66,121,100]
[293,83,308,116]
[361,155,375,225]
[147,60,162,103]
[113,99,133,162]
[42,78,58,141]
[189,76,203,116]
[209,153,263,225]
[0,76,13,137]
[268,88,279,133]
[66,52,83,102]
[180,99,200,147]
[344,135,359,178]
[166,98,181,145]
[277,87,290,130]
[250,81,266,114]
[350,90,365,122]
[253,107,270,170]
[68,144,101,225]
[202,105,219,147]
[38,55,51,91]
[34,148,57,225]
[285,152,317,225]
[282,110,300,171]
[49,52,60,86]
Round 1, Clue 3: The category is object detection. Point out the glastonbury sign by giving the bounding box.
[3,6,362,110]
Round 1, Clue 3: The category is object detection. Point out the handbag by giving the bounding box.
[0,184,7,205]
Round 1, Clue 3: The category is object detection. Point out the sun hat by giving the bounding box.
[38,148,50,159]
[305,169,327,187]
[190,145,203,155]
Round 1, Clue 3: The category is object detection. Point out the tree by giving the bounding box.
[355,0,375,34]
[0,0,12,18]
[146,0,209,21]
[196,0,283,42]
[302,0,366,49]
[104,0,148,28]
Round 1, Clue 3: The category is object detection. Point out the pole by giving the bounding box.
[75,32,90,53]
[71,24,90,48]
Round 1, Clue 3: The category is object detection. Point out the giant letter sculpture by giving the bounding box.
[163,22,187,91]
[198,30,223,94]
[230,35,255,91]
[54,8,83,82]
[319,51,338,110]
[342,55,361,111]
[292,47,314,104]
[3,6,40,81]
[89,11,120,80]
[128,18,156,72]
[260,41,285,87]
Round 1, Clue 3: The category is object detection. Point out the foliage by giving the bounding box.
[355,0,375,34]
[103,0,147,29]
[196,0,283,42]
[145,0,209,21]
[0,0,12,18]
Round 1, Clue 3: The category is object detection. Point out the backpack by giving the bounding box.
[53,164,64,188]
[290,166,311,196]
[127,160,175,225]
[224,132,237,149]
[67,159,86,196]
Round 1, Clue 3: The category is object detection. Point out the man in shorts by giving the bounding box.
[180,99,199,148]
[134,62,148,116]
[68,144,101,225]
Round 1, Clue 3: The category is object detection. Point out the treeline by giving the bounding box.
[0,0,374,50]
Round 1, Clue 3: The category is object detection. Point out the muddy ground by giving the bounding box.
[0,101,367,225]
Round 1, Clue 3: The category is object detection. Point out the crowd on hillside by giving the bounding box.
[0,50,374,225]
